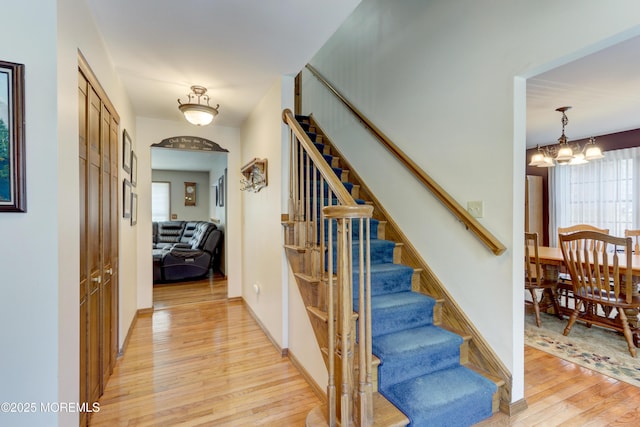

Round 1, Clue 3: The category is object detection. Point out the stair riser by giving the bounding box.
[378,345,462,389]
[326,241,397,270]
[352,267,413,300]
[319,219,380,241]
[299,181,358,199]
[371,300,434,338]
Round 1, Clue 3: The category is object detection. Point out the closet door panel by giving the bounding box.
[78,71,89,427]
[87,86,103,403]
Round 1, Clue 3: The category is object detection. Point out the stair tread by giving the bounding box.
[373,325,468,394]
[371,291,436,310]
[373,324,463,358]
[381,366,497,427]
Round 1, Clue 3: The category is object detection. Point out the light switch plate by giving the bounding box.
[467,200,484,218]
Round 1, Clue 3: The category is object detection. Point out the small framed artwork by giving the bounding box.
[130,192,138,226]
[122,129,132,173]
[130,151,137,187]
[218,175,224,207]
[0,60,26,212]
[123,179,131,218]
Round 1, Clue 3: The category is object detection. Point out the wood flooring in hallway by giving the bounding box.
[89,274,322,426]
[89,272,640,426]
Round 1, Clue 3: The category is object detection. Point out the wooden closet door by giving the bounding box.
[78,71,89,427]
[101,107,119,382]
[78,55,120,426]
[87,85,102,405]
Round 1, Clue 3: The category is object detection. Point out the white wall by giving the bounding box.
[137,117,242,302]
[0,3,59,426]
[302,0,640,403]
[0,0,137,425]
[240,77,288,347]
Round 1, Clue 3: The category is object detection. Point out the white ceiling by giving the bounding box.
[85,1,640,154]
[85,0,361,128]
[526,34,640,148]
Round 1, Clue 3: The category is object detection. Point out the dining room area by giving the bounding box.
[524,130,640,391]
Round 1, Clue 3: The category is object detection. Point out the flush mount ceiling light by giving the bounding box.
[177,85,220,126]
[529,106,605,167]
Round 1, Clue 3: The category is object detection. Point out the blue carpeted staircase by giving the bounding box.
[297,115,497,426]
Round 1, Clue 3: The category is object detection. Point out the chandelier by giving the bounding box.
[177,85,219,126]
[529,106,604,167]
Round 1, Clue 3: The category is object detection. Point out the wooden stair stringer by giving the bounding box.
[307,115,513,414]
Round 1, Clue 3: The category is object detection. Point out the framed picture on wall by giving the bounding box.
[123,179,131,218]
[122,129,132,173]
[218,175,224,207]
[130,151,137,186]
[0,60,26,212]
[131,192,138,226]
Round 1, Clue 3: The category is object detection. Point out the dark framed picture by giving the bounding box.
[218,174,224,207]
[215,184,219,206]
[0,60,26,212]
[123,179,131,218]
[122,129,132,173]
[130,151,137,186]
[130,192,138,226]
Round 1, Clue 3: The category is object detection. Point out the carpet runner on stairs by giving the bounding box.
[297,115,496,426]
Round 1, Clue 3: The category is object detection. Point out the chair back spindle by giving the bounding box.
[559,231,639,357]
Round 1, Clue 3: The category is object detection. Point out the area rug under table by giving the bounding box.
[525,312,640,387]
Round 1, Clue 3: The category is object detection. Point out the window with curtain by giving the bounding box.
[549,146,640,246]
[152,181,171,222]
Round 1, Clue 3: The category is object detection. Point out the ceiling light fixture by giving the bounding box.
[529,106,604,167]
[177,85,219,126]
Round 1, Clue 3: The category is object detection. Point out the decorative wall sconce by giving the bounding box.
[240,158,268,192]
[529,106,605,167]
[177,85,220,126]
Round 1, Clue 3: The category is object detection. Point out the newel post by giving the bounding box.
[324,204,374,427]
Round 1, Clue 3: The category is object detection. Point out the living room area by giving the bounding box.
[151,147,228,284]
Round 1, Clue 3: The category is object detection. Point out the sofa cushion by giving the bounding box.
[155,221,186,248]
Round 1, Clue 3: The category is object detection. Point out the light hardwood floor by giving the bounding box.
[90,274,640,426]
[89,275,322,426]
[478,348,640,426]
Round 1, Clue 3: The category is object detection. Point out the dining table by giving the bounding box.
[528,244,640,347]
[532,245,640,276]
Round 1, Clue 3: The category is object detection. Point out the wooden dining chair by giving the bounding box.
[556,224,610,310]
[623,229,640,295]
[624,229,640,253]
[557,224,610,248]
[559,231,640,357]
[525,232,562,327]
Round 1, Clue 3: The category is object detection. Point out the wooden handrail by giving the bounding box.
[305,63,506,256]
[283,108,356,207]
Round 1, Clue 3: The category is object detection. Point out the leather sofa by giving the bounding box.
[152,221,222,282]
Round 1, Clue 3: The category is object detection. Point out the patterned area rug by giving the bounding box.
[525,312,640,386]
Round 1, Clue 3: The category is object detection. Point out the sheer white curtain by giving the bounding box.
[549,146,640,246]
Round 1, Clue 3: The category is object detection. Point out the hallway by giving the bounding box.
[89,276,322,426]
